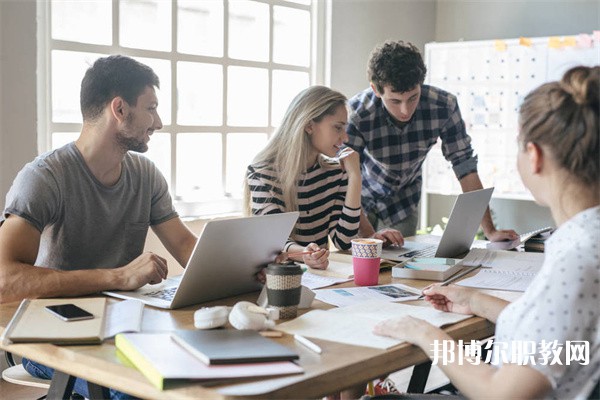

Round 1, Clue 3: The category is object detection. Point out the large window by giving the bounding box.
[39,0,322,216]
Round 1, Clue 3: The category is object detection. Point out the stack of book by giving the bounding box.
[115,329,303,390]
[391,257,462,281]
[524,230,553,252]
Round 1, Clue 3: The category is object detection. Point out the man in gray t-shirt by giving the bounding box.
[0,55,199,400]
[0,55,197,304]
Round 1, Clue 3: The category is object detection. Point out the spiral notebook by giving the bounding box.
[456,248,544,291]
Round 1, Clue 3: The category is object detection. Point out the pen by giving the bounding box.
[417,264,482,299]
[294,334,322,354]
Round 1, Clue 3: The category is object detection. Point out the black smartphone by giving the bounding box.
[45,304,95,322]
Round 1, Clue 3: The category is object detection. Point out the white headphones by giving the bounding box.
[229,301,278,331]
[193,306,231,329]
[193,302,279,330]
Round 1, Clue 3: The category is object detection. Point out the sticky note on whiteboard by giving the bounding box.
[494,40,507,51]
[519,37,532,47]
[563,37,576,47]
[548,37,562,49]
[577,34,593,48]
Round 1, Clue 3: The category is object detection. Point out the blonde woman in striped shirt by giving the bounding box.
[244,86,361,270]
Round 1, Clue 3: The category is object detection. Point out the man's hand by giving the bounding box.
[372,228,404,247]
[118,252,168,290]
[486,228,519,242]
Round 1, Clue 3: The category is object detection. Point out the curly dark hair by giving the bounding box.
[367,40,427,93]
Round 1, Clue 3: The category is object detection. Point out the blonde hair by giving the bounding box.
[519,66,599,188]
[243,86,347,215]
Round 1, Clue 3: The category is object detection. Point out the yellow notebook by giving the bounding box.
[116,332,304,390]
[1,297,107,345]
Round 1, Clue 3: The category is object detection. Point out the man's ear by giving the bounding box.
[525,142,544,174]
[109,97,127,123]
[370,83,381,98]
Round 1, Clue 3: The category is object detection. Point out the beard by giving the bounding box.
[116,115,149,153]
[116,133,148,153]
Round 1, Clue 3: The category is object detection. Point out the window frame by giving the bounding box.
[36,0,329,217]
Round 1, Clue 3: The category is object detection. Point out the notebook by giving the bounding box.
[1,298,107,345]
[381,187,494,262]
[486,226,554,251]
[171,329,299,365]
[115,332,303,390]
[456,248,545,292]
[104,212,299,309]
[1,298,145,345]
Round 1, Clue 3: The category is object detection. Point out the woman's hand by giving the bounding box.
[373,315,441,345]
[337,148,361,179]
[302,243,329,270]
[422,284,477,315]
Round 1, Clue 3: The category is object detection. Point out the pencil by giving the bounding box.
[417,264,482,299]
[286,251,314,258]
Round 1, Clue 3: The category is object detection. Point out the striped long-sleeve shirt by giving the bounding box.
[247,159,361,251]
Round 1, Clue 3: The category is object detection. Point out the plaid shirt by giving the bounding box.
[346,85,478,226]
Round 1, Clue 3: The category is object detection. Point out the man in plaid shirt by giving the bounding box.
[346,40,517,243]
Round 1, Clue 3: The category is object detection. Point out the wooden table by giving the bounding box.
[0,257,497,399]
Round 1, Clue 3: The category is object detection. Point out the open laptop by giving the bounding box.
[104,212,299,309]
[381,187,494,262]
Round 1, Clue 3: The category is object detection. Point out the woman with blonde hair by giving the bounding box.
[373,65,599,398]
[244,86,361,269]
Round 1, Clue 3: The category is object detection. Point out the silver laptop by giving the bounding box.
[381,188,494,262]
[104,212,299,309]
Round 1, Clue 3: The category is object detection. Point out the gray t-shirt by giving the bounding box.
[2,142,178,270]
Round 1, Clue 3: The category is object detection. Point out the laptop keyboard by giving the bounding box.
[401,245,437,258]
[144,287,177,301]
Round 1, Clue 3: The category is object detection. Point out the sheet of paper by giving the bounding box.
[104,299,144,339]
[314,284,421,307]
[275,300,471,349]
[301,272,352,290]
[457,269,535,292]
[302,260,354,279]
[461,248,544,273]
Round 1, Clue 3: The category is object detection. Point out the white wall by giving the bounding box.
[330,0,436,97]
[0,2,3,179]
[435,0,600,42]
[0,0,37,205]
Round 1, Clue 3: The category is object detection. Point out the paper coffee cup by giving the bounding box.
[265,263,303,319]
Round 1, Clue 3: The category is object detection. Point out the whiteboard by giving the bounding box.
[423,34,600,200]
